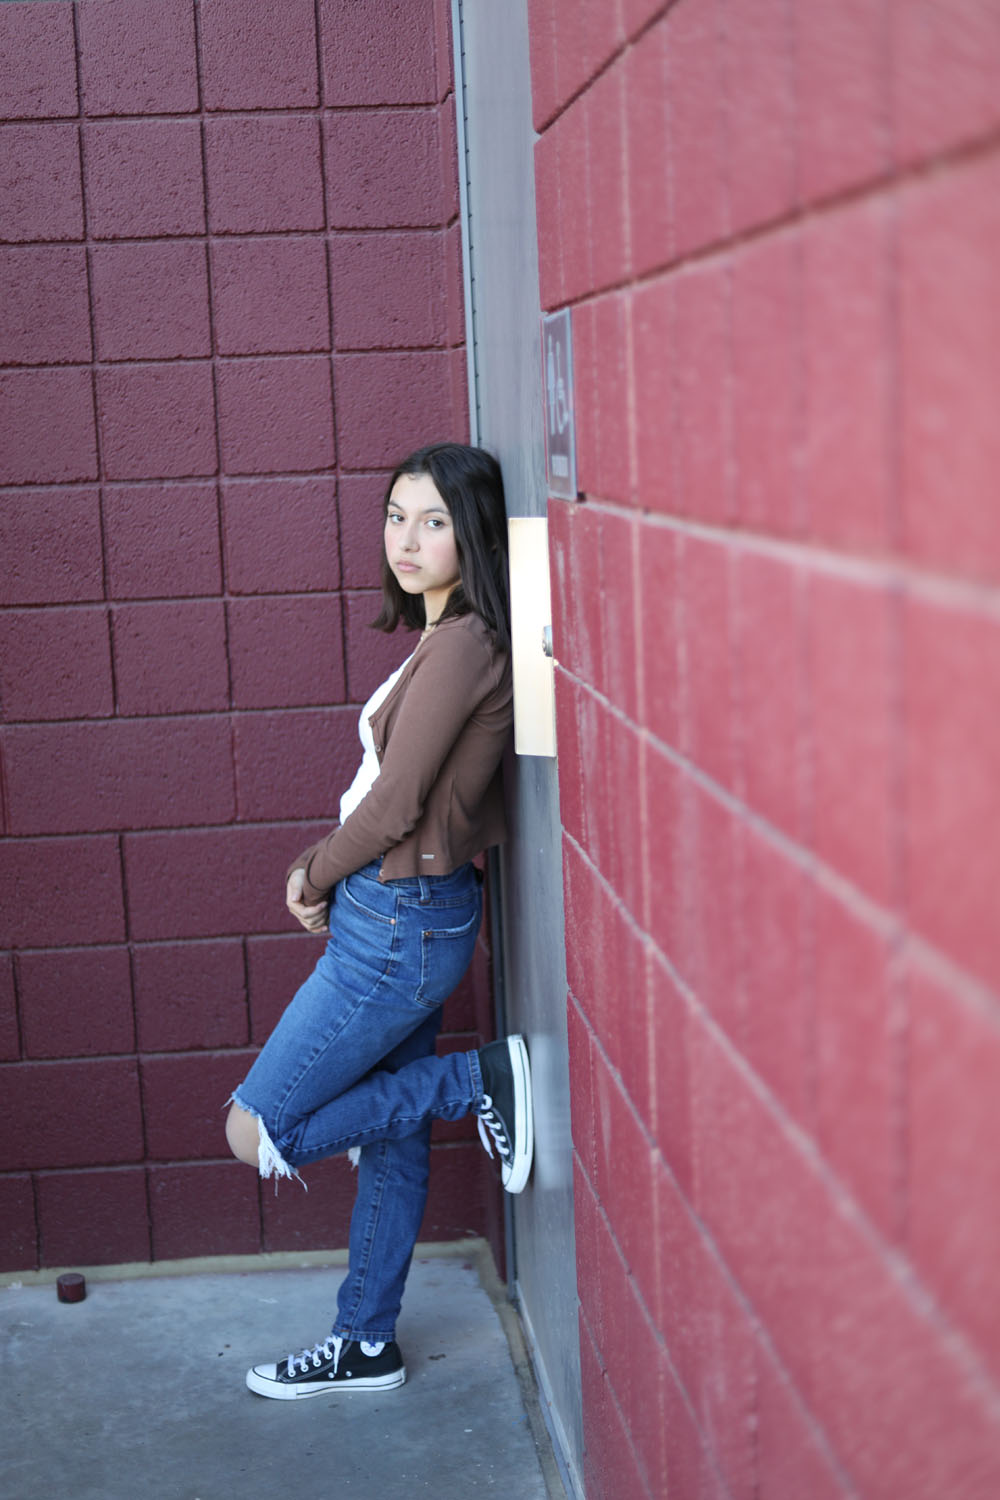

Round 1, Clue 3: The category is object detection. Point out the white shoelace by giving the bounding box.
[288,1334,344,1377]
[476,1094,512,1163]
[286,1335,385,1377]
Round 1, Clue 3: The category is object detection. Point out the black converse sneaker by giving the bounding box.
[475,1034,533,1194]
[246,1334,405,1399]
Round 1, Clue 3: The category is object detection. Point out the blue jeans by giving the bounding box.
[232,859,488,1344]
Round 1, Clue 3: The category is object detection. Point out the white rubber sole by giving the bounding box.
[502,1034,533,1195]
[246,1365,406,1399]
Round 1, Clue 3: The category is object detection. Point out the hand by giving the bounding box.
[286,868,329,934]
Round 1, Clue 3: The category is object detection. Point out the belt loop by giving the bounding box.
[417,875,431,903]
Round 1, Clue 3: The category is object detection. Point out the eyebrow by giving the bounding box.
[388,503,450,517]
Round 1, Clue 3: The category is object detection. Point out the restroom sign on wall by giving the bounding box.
[542,308,578,500]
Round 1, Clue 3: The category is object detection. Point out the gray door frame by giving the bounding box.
[452,6,584,1496]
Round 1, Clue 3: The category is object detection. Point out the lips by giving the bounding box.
[394,560,420,573]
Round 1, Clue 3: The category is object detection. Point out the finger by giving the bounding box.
[288,902,325,922]
[296,907,326,929]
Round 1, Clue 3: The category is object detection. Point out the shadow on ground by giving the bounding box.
[1,1250,553,1500]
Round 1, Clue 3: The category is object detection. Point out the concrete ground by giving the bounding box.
[1,1244,562,1500]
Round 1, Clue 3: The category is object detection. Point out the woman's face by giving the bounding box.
[384,472,462,622]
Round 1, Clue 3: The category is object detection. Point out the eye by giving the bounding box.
[426,517,446,529]
[386,511,404,525]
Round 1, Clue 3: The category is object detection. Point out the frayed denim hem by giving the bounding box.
[226,1093,307,1193]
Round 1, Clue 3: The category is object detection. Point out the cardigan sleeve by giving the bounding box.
[287,624,500,903]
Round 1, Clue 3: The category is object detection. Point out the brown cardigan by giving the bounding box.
[289,611,513,904]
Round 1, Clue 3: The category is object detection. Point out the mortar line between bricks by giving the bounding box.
[8,950,25,1062]
[532,2,677,138]
[578,1128,861,1500]
[118,818,143,1100]
[237,929,252,1048]
[11,118,1000,261]
[27,1168,41,1272]
[69,19,123,720]
[2,589,382,613]
[1,705,367,730]
[15,1046,265,1072]
[57,102,448,129]
[0,341,450,374]
[886,936,912,1248]
[10,935,255,957]
[190,4,235,729]
[575,1223,724,1500]
[566,846,971,1266]
[14,1162,173,1180]
[143,1140,484,1181]
[793,546,821,1140]
[576,971,1000,1448]
[0,466,394,494]
[122,650,158,1262]
[749,1373,761,1500]
[595,946,1000,1417]
[310,0,351,713]
[786,0,802,223]
[560,500,1000,616]
[567,674,906,924]
[0,730,10,839]
[883,199,910,904]
[562,674,1000,1016]
[2,1133,477,1161]
[1,228,452,254]
[884,161,913,1254]
[129,1044,261,1063]
[722,522,750,1053]
[565,709,1000,1021]
[309,0,326,113]
[67,1,114,615]
[3,223,473,256]
[539,123,1000,316]
[2,817,338,836]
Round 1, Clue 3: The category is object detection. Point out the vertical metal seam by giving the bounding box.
[451,0,480,444]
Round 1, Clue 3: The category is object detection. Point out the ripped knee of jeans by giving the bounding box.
[226,1094,307,1192]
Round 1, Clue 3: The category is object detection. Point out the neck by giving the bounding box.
[422,583,457,628]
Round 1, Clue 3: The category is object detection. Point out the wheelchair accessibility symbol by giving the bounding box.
[541,309,577,497]
[547,332,570,439]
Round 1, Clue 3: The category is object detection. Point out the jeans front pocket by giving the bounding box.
[340,868,397,925]
[414,901,481,1009]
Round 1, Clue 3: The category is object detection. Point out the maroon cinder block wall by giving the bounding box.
[528,2,1000,1498]
[0,0,502,1273]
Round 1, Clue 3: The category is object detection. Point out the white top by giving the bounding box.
[338,654,414,824]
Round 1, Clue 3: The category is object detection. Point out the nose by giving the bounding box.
[400,522,419,552]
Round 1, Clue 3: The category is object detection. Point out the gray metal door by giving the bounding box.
[453,5,583,1495]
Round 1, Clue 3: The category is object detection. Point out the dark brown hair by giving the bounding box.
[372,442,510,652]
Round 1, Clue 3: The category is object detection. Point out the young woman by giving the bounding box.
[225,442,532,1400]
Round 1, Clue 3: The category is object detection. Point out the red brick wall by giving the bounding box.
[0,0,499,1271]
[529,2,1000,1497]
